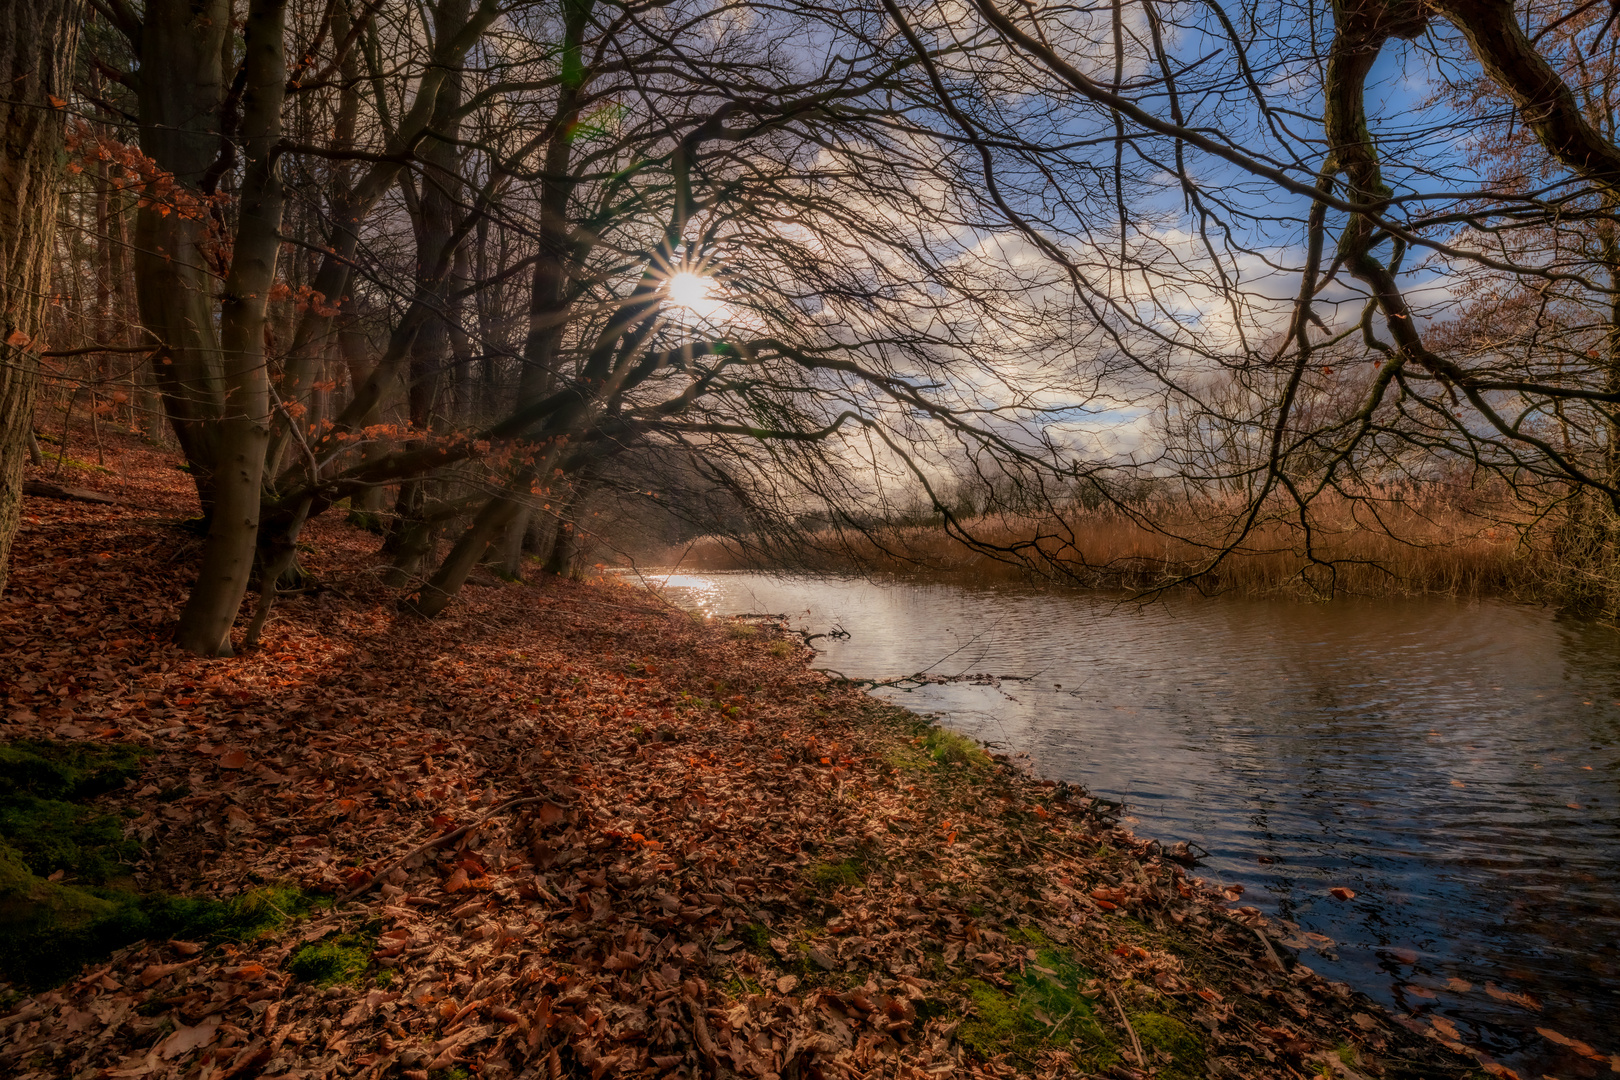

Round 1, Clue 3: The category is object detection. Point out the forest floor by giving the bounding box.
[0,426,1496,1080]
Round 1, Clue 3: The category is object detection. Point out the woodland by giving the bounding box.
[3,0,1620,1074]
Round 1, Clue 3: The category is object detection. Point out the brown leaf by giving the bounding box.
[138,962,189,986]
[1536,1027,1605,1060]
[158,1016,220,1059]
[1329,886,1356,901]
[1431,1016,1461,1041]
[1484,982,1541,1011]
[219,749,248,769]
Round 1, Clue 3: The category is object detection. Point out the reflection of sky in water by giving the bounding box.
[634,570,1620,1077]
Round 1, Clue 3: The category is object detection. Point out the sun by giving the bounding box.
[665,271,723,320]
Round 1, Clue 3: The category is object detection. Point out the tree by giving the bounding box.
[42,0,1620,646]
[1,0,83,598]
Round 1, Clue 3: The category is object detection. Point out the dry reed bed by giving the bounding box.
[663,495,1534,599]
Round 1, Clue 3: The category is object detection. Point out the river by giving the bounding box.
[640,571,1620,1078]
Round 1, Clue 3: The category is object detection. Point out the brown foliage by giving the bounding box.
[0,429,1484,1079]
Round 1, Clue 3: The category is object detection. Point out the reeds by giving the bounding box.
[655,487,1538,599]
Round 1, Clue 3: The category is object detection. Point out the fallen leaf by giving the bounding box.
[138,962,189,986]
[776,974,798,994]
[445,867,470,892]
[158,1017,220,1059]
[1446,977,1472,993]
[1329,887,1356,901]
[169,940,203,955]
[1536,1027,1605,1060]
[1484,982,1541,1011]
[219,749,248,769]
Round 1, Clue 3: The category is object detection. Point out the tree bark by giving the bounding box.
[1,0,82,598]
[173,0,289,655]
[133,0,232,511]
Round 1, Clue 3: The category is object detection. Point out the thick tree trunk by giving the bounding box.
[173,0,289,655]
[1,0,82,598]
[134,0,232,512]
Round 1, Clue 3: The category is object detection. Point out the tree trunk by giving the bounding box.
[134,0,231,512]
[542,469,598,577]
[1,0,82,598]
[173,0,289,655]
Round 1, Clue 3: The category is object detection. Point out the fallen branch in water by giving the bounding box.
[814,668,1035,690]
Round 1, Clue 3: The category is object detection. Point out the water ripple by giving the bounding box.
[647,572,1620,1076]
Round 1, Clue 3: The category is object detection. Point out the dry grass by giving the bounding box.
[656,489,1539,599]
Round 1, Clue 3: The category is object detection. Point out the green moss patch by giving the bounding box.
[1,881,323,989]
[921,727,992,768]
[805,859,864,891]
[0,739,324,988]
[956,933,1112,1064]
[736,922,771,954]
[1132,1012,1204,1078]
[287,933,373,987]
[0,739,149,802]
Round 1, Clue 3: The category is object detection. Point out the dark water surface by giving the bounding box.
[644,572,1620,1077]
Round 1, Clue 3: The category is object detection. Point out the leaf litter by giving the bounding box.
[0,431,1537,1078]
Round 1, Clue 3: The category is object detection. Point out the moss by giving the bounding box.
[737,922,771,954]
[0,797,143,884]
[0,740,148,802]
[956,936,1113,1064]
[805,859,864,891]
[0,880,323,989]
[727,623,758,640]
[287,931,374,987]
[1132,1012,1204,1077]
[921,728,992,768]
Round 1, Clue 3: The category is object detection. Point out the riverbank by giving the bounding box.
[1,437,1487,1078]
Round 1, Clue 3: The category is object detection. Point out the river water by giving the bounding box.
[642,571,1620,1078]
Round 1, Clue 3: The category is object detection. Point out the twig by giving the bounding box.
[1106,985,1145,1067]
[1245,920,1289,971]
[341,795,558,902]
